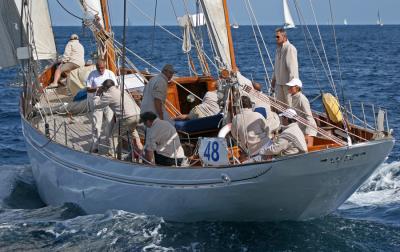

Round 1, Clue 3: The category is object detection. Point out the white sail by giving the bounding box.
[0,0,21,68]
[78,0,104,27]
[199,0,232,70]
[283,0,295,29]
[0,0,56,69]
[25,0,57,60]
[344,19,348,25]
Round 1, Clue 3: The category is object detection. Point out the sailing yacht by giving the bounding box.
[1,0,394,222]
[344,19,348,25]
[377,10,384,26]
[283,0,295,29]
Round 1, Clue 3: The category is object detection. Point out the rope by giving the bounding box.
[56,0,84,21]
[243,0,271,86]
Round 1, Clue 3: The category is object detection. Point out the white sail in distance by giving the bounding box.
[199,0,233,70]
[0,0,56,69]
[283,0,295,29]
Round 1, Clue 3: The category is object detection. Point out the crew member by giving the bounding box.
[140,64,176,121]
[251,82,280,137]
[86,59,118,153]
[286,78,318,146]
[50,34,85,87]
[94,79,142,158]
[174,81,220,120]
[271,28,299,107]
[231,96,272,157]
[140,112,186,166]
[260,108,307,158]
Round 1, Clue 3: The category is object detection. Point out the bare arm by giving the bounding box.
[154,98,164,120]
[144,149,155,164]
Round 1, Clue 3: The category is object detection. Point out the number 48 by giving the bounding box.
[204,141,220,162]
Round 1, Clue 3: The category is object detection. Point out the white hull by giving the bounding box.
[22,118,394,222]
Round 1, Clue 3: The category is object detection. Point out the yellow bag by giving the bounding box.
[322,93,343,123]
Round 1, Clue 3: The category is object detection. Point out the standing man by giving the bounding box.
[140,112,186,166]
[50,34,85,87]
[140,64,176,121]
[271,28,299,107]
[86,59,118,153]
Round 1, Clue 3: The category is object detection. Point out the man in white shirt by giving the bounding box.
[50,34,85,87]
[86,59,118,153]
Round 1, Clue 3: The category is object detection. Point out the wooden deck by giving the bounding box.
[32,86,112,155]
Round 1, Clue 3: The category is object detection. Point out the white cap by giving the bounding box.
[70,34,79,40]
[279,108,297,119]
[286,78,302,88]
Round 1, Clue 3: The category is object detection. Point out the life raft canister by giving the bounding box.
[322,93,343,123]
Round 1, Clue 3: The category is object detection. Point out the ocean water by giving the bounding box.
[0,25,399,251]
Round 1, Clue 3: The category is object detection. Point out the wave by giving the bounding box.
[0,207,169,251]
[344,161,400,207]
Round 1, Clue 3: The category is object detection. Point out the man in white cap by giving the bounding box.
[271,27,299,107]
[286,78,318,146]
[50,34,85,87]
[141,64,176,122]
[259,108,307,158]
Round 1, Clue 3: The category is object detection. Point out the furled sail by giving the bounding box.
[283,0,295,29]
[177,13,206,53]
[199,0,233,70]
[78,0,104,27]
[0,0,56,69]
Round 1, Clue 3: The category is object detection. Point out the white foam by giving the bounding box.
[344,161,400,207]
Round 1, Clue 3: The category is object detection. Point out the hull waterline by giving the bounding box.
[22,118,394,222]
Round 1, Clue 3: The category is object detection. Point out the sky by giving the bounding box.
[48,0,400,26]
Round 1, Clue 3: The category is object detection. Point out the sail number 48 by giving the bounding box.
[204,141,220,161]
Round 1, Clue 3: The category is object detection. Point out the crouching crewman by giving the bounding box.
[260,108,307,159]
[140,112,186,166]
[94,79,142,158]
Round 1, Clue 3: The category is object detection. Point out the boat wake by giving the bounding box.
[338,161,400,225]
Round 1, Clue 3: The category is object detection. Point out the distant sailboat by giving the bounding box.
[231,14,239,29]
[377,10,384,26]
[344,19,348,25]
[283,0,295,29]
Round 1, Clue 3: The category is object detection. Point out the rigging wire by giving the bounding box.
[293,0,334,92]
[292,0,323,95]
[243,0,271,88]
[151,0,158,54]
[308,0,339,98]
[56,0,84,21]
[328,0,346,105]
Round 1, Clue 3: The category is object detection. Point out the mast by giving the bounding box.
[222,0,238,73]
[99,0,117,73]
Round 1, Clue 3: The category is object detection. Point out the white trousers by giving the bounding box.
[275,85,292,107]
[88,95,114,151]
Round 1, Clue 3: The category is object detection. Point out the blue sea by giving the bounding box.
[0,26,399,251]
